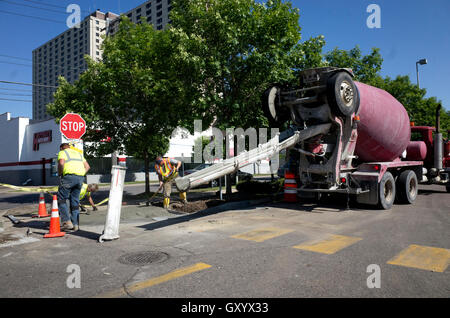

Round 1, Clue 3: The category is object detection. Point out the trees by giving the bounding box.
[48,18,196,195]
[170,0,307,129]
[324,45,449,131]
[325,45,383,86]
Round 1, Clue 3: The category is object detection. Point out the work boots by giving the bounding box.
[163,198,170,209]
[61,221,74,231]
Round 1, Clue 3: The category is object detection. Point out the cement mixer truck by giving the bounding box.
[175,67,450,209]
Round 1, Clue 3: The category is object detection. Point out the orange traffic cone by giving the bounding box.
[284,170,298,203]
[44,195,65,238]
[33,192,49,218]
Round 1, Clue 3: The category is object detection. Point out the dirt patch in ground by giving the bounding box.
[170,199,224,214]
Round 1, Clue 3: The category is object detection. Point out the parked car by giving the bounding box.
[183,163,253,187]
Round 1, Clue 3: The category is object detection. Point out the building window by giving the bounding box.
[157,11,162,17]
[146,9,151,15]
[157,4,162,10]
[157,25,163,30]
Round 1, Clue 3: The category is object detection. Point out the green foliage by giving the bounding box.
[325,45,383,85]
[292,35,327,74]
[48,18,196,160]
[324,45,449,132]
[380,76,449,131]
[169,0,304,129]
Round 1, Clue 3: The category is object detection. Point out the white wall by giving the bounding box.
[0,113,28,163]
[165,127,213,159]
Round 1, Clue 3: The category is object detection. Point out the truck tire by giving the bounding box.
[326,72,359,117]
[378,172,396,210]
[396,170,418,204]
[262,85,290,127]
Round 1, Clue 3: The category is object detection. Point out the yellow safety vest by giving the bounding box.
[58,148,86,176]
[155,158,178,181]
[79,183,89,200]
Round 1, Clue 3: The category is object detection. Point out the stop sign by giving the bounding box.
[60,113,86,140]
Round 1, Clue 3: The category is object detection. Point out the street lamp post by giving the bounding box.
[416,58,428,88]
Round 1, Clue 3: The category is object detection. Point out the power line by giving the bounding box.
[0,0,68,15]
[0,60,32,67]
[0,97,32,102]
[0,8,117,31]
[0,87,32,92]
[0,54,31,61]
[0,53,89,72]
[0,9,64,24]
[22,0,90,13]
[0,58,87,72]
[0,80,58,88]
[0,92,33,97]
[23,0,67,10]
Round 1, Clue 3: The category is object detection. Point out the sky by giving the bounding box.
[0,0,449,120]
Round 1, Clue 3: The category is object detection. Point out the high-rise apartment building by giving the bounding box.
[32,11,119,121]
[32,0,173,121]
[108,0,173,34]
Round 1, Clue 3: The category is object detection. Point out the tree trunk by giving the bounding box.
[144,151,150,197]
[225,174,232,200]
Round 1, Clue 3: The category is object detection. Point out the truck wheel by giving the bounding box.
[262,85,290,127]
[396,170,418,204]
[378,172,396,210]
[326,72,359,117]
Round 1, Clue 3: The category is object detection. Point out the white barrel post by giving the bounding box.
[99,165,127,243]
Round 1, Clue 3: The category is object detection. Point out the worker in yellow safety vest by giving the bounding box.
[155,156,187,209]
[57,143,90,232]
[79,183,99,212]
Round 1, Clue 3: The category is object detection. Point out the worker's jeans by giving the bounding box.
[57,174,84,226]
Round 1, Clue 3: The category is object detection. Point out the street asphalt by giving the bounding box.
[0,183,448,299]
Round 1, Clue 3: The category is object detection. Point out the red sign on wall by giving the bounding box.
[33,130,52,151]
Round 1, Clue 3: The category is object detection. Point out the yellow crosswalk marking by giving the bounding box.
[231,227,294,243]
[387,245,450,272]
[96,263,212,298]
[293,234,362,255]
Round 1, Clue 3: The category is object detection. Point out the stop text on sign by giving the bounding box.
[60,113,86,140]
[61,121,85,132]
